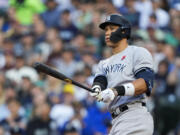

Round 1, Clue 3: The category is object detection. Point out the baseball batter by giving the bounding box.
[91,14,154,135]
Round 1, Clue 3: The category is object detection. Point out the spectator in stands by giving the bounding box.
[18,32,35,61]
[0,98,26,135]
[0,126,8,135]
[151,0,170,29]
[33,17,46,44]
[26,103,55,135]
[46,27,59,44]
[58,9,79,42]
[17,76,33,108]
[50,84,75,130]
[134,0,153,29]
[73,71,89,102]
[118,0,140,27]
[46,75,62,105]
[47,38,63,66]
[55,48,81,78]
[41,0,60,27]
[5,55,26,84]
[9,0,45,25]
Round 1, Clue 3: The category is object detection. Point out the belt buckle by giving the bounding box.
[111,112,117,119]
[111,109,119,119]
[119,105,128,112]
[111,105,129,119]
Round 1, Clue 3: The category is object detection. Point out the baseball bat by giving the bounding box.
[33,62,94,93]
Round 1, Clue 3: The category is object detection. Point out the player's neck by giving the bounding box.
[112,39,128,54]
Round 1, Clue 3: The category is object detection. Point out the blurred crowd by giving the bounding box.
[0,0,179,135]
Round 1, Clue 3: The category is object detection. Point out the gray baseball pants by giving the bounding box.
[109,102,154,135]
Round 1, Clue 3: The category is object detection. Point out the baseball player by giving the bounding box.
[91,14,154,135]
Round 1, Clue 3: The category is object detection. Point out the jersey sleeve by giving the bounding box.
[93,61,108,90]
[133,47,154,74]
[95,60,106,77]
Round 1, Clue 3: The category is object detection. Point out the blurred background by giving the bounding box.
[0,0,179,135]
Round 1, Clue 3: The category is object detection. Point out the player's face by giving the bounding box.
[104,25,119,47]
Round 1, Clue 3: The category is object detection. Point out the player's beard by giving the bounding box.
[106,40,118,48]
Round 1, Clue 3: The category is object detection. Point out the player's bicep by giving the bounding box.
[135,68,154,96]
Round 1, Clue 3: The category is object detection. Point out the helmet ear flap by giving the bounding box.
[125,28,131,39]
[110,27,131,43]
[110,27,123,43]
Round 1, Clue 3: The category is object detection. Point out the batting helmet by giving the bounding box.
[99,14,131,42]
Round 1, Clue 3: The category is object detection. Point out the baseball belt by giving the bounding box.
[111,102,146,119]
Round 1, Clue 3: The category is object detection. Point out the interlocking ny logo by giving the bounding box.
[106,16,110,21]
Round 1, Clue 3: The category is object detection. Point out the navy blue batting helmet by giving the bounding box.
[99,14,131,40]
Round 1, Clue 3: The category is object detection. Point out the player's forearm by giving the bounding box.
[113,78,149,97]
[113,68,154,97]
[132,78,147,96]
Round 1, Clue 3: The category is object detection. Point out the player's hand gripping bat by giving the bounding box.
[33,62,94,93]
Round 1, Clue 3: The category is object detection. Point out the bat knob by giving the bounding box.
[33,62,43,70]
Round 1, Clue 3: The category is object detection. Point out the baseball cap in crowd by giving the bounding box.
[63,84,75,95]
[45,0,58,9]
[21,31,34,38]
[63,124,79,134]
[19,66,39,83]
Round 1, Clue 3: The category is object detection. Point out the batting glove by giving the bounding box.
[96,88,115,103]
[90,85,101,97]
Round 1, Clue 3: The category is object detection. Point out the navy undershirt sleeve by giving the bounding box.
[135,68,154,96]
[93,75,108,90]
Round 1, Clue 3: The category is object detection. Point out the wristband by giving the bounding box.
[114,86,125,96]
[114,83,135,96]
[123,83,135,96]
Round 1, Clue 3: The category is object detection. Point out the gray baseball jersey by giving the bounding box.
[95,45,154,112]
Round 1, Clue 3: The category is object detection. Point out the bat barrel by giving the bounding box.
[33,62,95,93]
